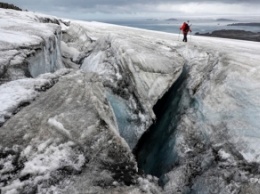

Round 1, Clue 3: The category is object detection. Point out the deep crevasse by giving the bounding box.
[135,41,260,193]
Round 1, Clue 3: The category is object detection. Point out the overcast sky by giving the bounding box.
[5,0,260,21]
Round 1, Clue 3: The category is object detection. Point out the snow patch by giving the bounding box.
[48,117,72,139]
[1,140,85,194]
[0,69,70,125]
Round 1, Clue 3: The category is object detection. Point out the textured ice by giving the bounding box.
[60,19,260,192]
[0,71,160,193]
[0,9,64,81]
[137,37,260,193]
[28,34,63,78]
[1,7,260,194]
[0,69,70,126]
[77,24,184,147]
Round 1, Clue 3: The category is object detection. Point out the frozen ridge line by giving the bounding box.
[0,8,260,194]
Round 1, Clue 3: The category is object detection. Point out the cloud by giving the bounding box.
[155,2,259,15]
[5,0,260,20]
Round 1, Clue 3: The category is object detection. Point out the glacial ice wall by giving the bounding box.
[0,9,64,81]
[28,32,63,78]
[0,9,65,126]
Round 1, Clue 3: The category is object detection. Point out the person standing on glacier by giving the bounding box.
[180,20,192,42]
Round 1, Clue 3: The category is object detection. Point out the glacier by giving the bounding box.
[1,8,260,194]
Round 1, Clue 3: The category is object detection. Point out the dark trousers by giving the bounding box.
[183,33,188,42]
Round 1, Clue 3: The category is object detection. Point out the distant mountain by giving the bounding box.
[227,22,260,27]
[195,29,260,42]
[146,18,159,21]
[0,2,22,11]
[165,18,178,21]
[216,18,236,22]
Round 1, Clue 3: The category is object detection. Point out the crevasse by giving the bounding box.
[134,66,189,177]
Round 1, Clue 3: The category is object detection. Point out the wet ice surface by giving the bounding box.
[1,8,260,194]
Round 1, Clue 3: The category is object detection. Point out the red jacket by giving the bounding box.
[180,22,192,34]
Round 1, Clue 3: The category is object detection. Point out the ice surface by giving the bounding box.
[106,92,142,149]
[1,7,260,194]
[75,23,184,147]
[0,9,64,81]
[0,71,160,193]
[0,69,70,126]
[28,33,63,78]
[183,37,260,163]
[137,35,260,193]
[62,19,260,192]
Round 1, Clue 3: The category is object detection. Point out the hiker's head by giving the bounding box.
[187,20,190,24]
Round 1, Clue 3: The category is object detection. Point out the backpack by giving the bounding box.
[184,23,190,32]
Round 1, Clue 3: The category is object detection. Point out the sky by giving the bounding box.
[4,0,260,21]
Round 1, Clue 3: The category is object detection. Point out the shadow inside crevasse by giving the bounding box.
[133,66,193,179]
